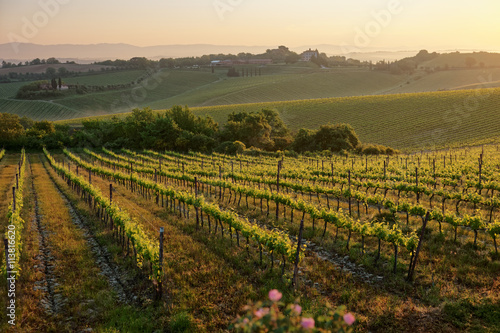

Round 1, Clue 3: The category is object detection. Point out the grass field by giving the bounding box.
[62,69,146,86]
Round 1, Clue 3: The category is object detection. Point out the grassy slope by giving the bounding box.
[188,88,500,150]
[383,68,500,94]
[56,87,500,151]
[421,52,500,69]
[4,64,500,150]
[61,69,145,85]
[0,99,86,121]
[53,70,219,113]
[148,69,405,109]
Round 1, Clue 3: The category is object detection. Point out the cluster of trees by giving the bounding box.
[93,46,368,70]
[15,79,64,99]
[374,50,489,74]
[1,57,70,69]
[374,50,440,74]
[0,68,79,84]
[0,107,395,155]
[0,113,70,149]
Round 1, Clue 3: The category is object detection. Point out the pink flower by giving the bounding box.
[301,317,315,329]
[343,313,355,326]
[292,304,302,315]
[268,289,282,302]
[254,307,269,319]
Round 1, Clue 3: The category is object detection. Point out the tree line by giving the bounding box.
[0,107,396,155]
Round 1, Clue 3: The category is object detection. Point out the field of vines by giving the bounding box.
[1,145,499,332]
[0,99,84,121]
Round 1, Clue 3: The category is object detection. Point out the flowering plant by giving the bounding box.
[232,289,355,332]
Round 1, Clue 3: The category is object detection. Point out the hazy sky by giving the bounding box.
[1,0,499,51]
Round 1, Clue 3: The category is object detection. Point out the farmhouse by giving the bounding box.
[301,48,319,61]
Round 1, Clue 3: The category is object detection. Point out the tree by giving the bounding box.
[20,116,35,129]
[58,67,68,76]
[220,109,291,150]
[46,57,60,64]
[46,67,57,79]
[58,77,62,89]
[465,57,477,68]
[0,113,25,144]
[27,120,56,138]
[285,53,300,64]
[292,124,360,153]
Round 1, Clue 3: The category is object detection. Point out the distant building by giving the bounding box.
[301,48,319,62]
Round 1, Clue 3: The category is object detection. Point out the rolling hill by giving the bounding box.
[56,87,500,151]
[3,59,500,150]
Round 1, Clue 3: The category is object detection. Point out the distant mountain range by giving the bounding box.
[1,42,496,64]
[0,42,423,63]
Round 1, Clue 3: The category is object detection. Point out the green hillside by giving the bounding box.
[0,81,29,99]
[189,89,500,150]
[56,87,500,151]
[383,68,500,94]
[147,69,405,109]
[421,51,500,69]
[62,69,146,86]
[0,99,86,121]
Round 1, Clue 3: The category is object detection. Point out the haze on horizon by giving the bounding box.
[1,0,499,53]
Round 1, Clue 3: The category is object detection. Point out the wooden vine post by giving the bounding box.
[416,167,419,203]
[4,238,9,273]
[348,170,351,216]
[12,187,16,212]
[407,212,430,281]
[478,154,483,193]
[157,227,164,300]
[109,184,113,203]
[292,219,304,290]
[276,160,282,220]
[195,177,200,230]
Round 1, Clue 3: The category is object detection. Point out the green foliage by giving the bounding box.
[0,113,25,144]
[1,149,26,276]
[292,124,360,153]
[357,143,398,155]
[216,141,247,155]
[15,80,63,99]
[221,109,292,151]
[168,311,195,332]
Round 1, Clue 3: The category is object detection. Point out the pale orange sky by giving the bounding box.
[1,0,499,51]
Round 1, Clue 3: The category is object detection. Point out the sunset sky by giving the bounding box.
[1,0,499,51]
